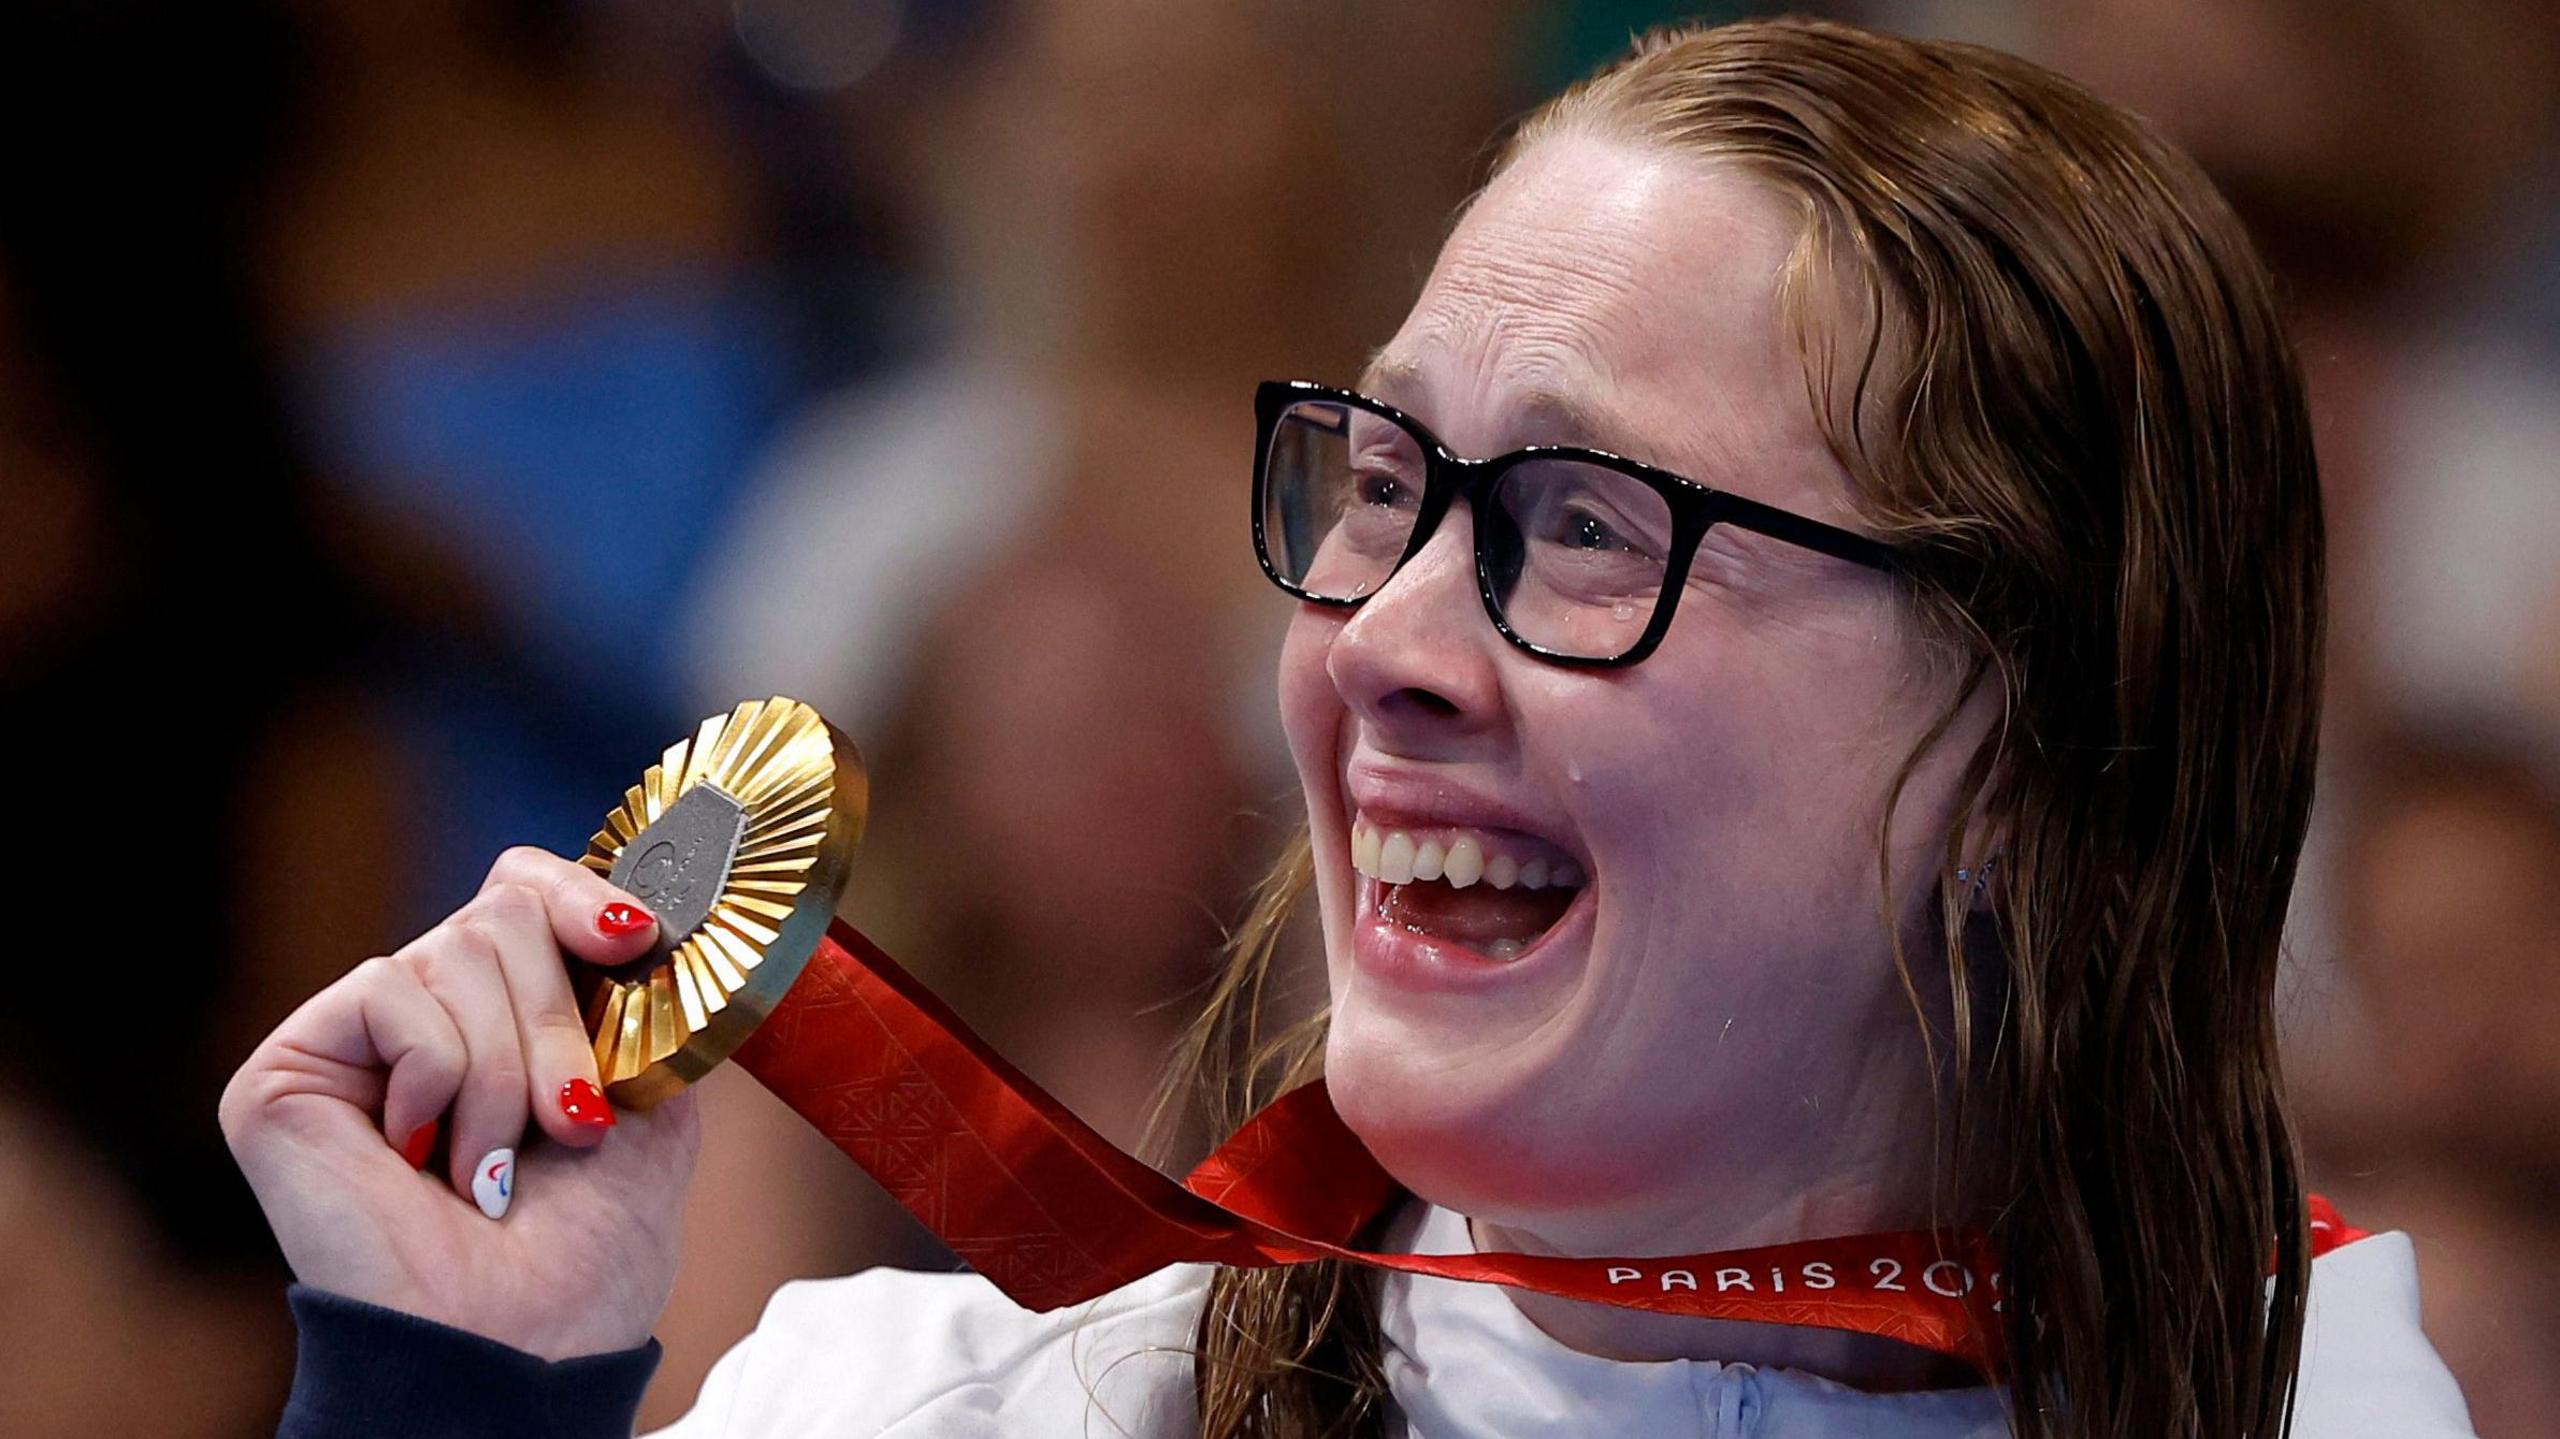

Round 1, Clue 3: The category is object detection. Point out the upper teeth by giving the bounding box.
[1350,822,1584,890]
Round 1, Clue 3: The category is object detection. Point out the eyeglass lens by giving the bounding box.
[1261,398,1676,661]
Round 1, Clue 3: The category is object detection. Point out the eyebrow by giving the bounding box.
[1354,348,1411,399]
[1356,351,1633,457]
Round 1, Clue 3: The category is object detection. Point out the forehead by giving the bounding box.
[1369,133,1842,511]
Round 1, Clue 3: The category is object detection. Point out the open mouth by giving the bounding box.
[1349,817,1588,961]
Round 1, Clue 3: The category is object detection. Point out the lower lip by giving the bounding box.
[1348,873,1595,993]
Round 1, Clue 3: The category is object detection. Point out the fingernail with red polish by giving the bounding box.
[596,902,654,938]
[398,1119,439,1170]
[560,1077,617,1130]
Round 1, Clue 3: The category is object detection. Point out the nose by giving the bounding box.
[1325,501,1507,745]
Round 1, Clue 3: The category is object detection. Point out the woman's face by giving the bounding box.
[1279,133,1992,1244]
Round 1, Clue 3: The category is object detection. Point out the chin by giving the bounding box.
[1320,1009,1671,1230]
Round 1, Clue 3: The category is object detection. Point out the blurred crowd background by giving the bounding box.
[1,1,2553,1433]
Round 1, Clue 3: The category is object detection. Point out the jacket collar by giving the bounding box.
[1375,1202,2012,1438]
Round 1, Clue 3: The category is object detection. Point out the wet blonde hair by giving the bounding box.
[1164,18,2322,1437]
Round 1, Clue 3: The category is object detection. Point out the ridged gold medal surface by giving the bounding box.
[575,697,866,1108]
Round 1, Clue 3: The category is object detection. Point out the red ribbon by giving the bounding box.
[729,921,2364,1375]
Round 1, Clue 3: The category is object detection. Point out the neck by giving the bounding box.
[1458,1048,1991,1392]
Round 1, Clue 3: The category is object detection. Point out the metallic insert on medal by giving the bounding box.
[575,696,867,1108]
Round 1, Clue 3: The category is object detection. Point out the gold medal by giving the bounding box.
[574,696,867,1107]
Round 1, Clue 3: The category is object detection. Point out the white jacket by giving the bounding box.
[647,1202,2475,1437]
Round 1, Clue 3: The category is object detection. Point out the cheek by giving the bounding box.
[1544,665,1756,862]
[1552,642,1912,966]
[1277,609,1355,962]
[1276,608,1345,775]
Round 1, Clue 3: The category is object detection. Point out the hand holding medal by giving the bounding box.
[218,819,706,1361]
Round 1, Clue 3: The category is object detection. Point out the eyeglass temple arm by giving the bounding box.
[1706,490,1904,572]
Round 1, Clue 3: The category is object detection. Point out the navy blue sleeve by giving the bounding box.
[276,1284,664,1439]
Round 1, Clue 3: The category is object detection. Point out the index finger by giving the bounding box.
[481,845,661,968]
[475,848,661,1138]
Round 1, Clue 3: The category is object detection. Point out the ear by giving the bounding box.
[1906,644,2010,922]
[1951,759,2011,919]
[1942,656,2012,918]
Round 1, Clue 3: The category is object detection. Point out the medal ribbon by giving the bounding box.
[730,921,2366,1375]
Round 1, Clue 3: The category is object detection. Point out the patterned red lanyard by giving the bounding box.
[733,921,2367,1375]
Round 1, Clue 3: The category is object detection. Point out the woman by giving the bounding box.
[226,19,2475,1438]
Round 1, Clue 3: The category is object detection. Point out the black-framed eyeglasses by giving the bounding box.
[1251,379,1903,667]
